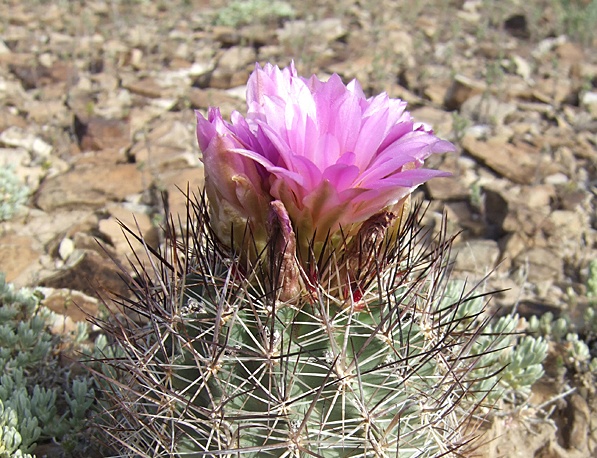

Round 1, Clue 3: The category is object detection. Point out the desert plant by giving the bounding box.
[213,0,295,27]
[0,167,28,222]
[0,275,96,457]
[91,63,547,457]
[551,0,597,45]
[90,193,551,457]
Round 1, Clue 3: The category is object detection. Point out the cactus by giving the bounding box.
[88,193,549,457]
[91,63,549,456]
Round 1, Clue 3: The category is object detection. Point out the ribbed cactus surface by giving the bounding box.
[92,197,492,457]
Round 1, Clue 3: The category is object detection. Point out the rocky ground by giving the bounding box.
[0,0,596,456]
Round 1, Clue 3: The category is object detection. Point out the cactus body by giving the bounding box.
[92,196,499,457]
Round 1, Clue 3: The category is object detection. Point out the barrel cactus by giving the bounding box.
[91,63,537,457]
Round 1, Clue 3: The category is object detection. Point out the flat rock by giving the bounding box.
[462,134,553,184]
[74,115,131,152]
[210,46,256,89]
[159,167,205,219]
[444,74,486,110]
[98,203,160,268]
[460,94,517,126]
[35,162,146,211]
[39,287,100,324]
[123,77,163,98]
[0,233,43,284]
[19,209,98,246]
[130,119,199,172]
[513,247,563,283]
[410,106,453,138]
[0,126,53,161]
[453,239,501,275]
[39,249,130,299]
[189,87,245,117]
[278,18,346,45]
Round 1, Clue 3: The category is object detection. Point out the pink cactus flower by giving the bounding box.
[197,62,454,262]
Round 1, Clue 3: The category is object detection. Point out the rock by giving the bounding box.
[158,167,205,216]
[0,233,43,285]
[39,287,100,324]
[278,18,346,45]
[424,176,470,202]
[511,55,532,81]
[0,146,29,168]
[544,210,586,248]
[210,46,256,89]
[9,61,77,89]
[513,247,563,283]
[19,209,97,247]
[460,94,517,126]
[58,237,75,261]
[555,41,585,67]
[24,99,71,127]
[581,91,597,118]
[130,118,199,172]
[122,77,163,98]
[39,249,130,299]
[74,115,131,152]
[443,74,486,110]
[444,201,486,237]
[453,239,501,275]
[462,134,554,184]
[128,99,178,135]
[189,88,244,116]
[0,108,28,132]
[410,106,453,139]
[532,78,574,106]
[0,126,53,162]
[35,162,145,211]
[97,203,160,268]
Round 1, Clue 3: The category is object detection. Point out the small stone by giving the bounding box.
[39,249,131,299]
[443,74,486,110]
[35,162,145,211]
[581,91,597,118]
[210,46,256,89]
[545,210,586,240]
[58,237,75,261]
[159,167,205,219]
[544,173,569,185]
[453,239,501,274]
[462,135,551,185]
[98,204,160,269]
[513,247,563,283]
[511,55,532,81]
[74,115,131,151]
[130,119,199,172]
[460,94,517,126]
[0,126,53,160]
[278,18,346,45]
[0,233,43,285]
[123,77,163,98]
[410,106,453,139]
[555,41,585,66]
[40,287,100,324]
